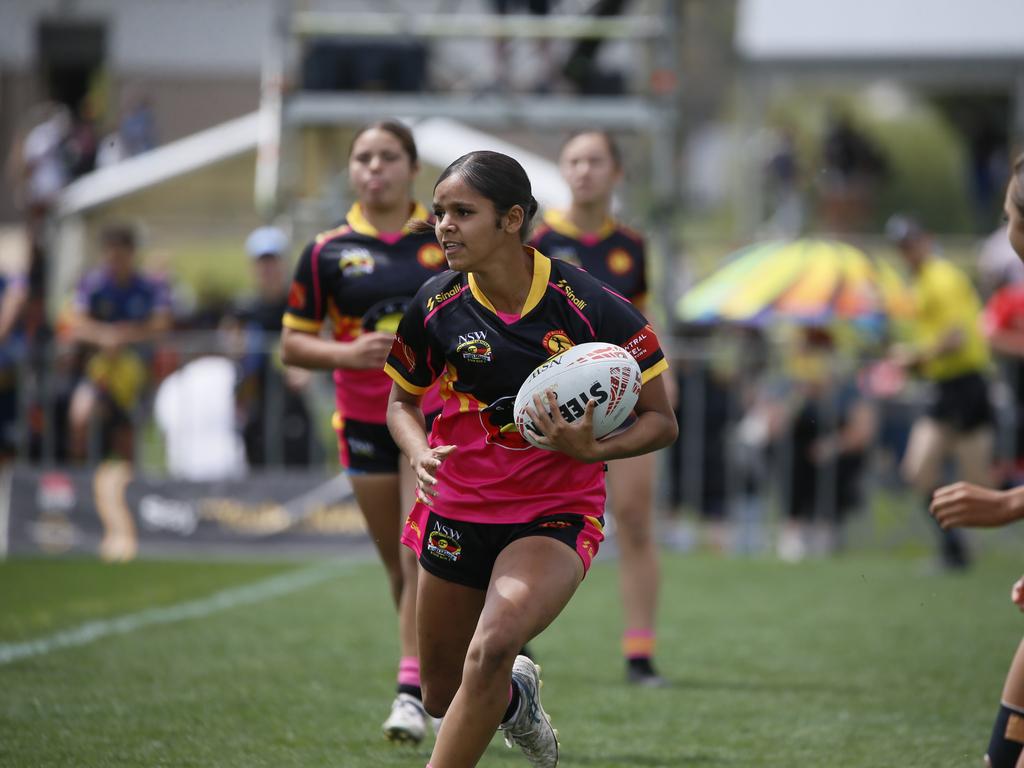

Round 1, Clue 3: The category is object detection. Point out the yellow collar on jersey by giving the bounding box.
[346,201,429,238]
[543,209,617,242]
[468,247,552,319]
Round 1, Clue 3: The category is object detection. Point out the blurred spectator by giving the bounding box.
[978,223,1024,297]
[65,223,173,463]
[983,282,1024,485]
[0,267,29,463]
[818,110,887,233]
[64,99,100,180]
[17,104,71,234]
[774,327,875,560]
[761,125,805,237]
[96,91,158,168]
[887,214,994,570]
[155,356,247,481]
[562,0,631,94]
[229,226,319,468]
[490,0,559,93]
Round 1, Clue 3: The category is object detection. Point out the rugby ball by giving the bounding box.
[513,342,642,450]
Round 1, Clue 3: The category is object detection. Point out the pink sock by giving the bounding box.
[398,656,420,688]
[623,629,655,660]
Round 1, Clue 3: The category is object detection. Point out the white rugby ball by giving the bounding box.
[514,342,643,450]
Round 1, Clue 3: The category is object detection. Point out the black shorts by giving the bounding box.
[335,411,439,474]
[926,371,993,433]
[401,505,605,590]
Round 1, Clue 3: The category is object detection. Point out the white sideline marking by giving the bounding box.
[0,562,348,666]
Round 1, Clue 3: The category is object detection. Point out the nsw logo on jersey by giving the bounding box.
[339,247,375,277]
[457,331,492,363]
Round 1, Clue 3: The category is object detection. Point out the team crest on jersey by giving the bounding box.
[457,331,492,363]
[551,247,580,266]
[607,248,634,275]
[480,396,531,450]
[339,247,375,276]
[417,243,445,270]
[427,522,462,562]
[287,281,306,309]
[542,330,574,357]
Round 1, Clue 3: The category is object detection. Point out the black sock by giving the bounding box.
[628,657,656,676]
[398,684,422,700]
[502,681,521,724]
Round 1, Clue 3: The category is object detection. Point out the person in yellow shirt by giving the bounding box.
[888,214,993,570]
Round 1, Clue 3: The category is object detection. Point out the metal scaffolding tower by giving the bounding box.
[256,0,683,315]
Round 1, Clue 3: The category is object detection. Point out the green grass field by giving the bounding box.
[1,549,1021,767]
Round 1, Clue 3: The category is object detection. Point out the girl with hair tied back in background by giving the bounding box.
[531,130,673,686]
[280,120,447,744]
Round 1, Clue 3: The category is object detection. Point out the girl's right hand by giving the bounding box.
[411,445,456,506]
[344,332,395,370]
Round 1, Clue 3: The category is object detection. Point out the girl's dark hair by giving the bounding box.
[436,151,539,241]
[348,120,418,165]
[561,130,622,169]
[1013,153,1024,218]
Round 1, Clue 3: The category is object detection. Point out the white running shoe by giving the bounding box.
[499,655,559,767]
[382,693,426,744]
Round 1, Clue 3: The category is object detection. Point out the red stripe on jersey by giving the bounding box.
[548,281,596,337]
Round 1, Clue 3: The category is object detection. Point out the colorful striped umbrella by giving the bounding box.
[677,239,910,326]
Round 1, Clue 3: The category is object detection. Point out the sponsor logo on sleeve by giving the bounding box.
[623,325,659,362]
[607,248,634,275]
[417,244,446,269]
[287,281,307,309]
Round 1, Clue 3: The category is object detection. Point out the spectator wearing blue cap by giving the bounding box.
[232,226,319,468]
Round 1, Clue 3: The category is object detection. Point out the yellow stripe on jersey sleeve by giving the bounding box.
[282,314,322,333]
[384,363,429,395]
[641,358,669,384]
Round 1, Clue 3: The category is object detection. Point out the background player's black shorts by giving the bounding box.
[401,505,605,590]
[336,412,438,474]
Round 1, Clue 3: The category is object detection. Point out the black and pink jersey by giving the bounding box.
[385,248,668,524]
[283,202,446,423]
[529,209,647,305]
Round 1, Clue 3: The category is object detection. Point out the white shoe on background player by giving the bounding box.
[382,693,426,744]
